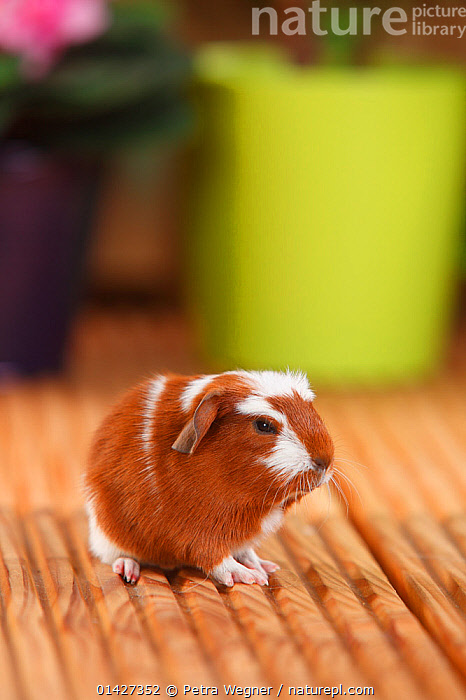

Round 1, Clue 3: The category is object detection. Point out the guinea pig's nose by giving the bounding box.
[313,457,329,473]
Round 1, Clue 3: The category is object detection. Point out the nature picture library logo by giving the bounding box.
[252,2,466,39]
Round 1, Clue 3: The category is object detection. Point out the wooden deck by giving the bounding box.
[1,308,465,700]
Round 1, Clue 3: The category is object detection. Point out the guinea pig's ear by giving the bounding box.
[172,390,223,455]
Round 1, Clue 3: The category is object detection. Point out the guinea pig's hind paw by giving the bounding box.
[112,557,140,585]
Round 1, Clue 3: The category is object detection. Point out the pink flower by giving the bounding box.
[0,0,110,76]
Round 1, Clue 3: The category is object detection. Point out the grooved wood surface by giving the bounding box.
[0,309,465,699]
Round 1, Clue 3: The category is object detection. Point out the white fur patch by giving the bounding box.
[142,375,166,453]
[86,501,125,564]
[265,426,312,480]
[261,507,284,536]
[236,395,287,425]
[237,369,315,402]
[180,374,218,413]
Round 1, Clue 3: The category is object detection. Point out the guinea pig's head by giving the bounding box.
[172,371,334,503]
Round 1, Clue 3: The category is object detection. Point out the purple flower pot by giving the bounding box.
[0,142,99,378]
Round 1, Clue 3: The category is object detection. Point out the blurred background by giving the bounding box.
[0,0,465,389]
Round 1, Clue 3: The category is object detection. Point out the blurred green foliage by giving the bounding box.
[0,1,192,153]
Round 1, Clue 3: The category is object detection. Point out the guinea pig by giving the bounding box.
[84,370,334,586]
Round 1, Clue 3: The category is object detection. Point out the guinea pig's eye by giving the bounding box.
[253,419,277,435]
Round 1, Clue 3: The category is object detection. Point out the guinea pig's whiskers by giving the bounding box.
[334,456,368,473]
[181,572,211,592]
[280,473,296,512]
[330,435,347,451]
[301,472,308,502]
[312,481,333,534]
[330,474,349,517]
[303,471,310,496]
[289,480,298,510]
[331,441,355,455]
[332,467,362,506]
[325,480,332,519]
[258,471,286,520]
[299,474,308,515]
[294,473,305,513]
[299,475,314,524]
[259,483,278,519]
[281,472,296,506]
[292,476,300,513]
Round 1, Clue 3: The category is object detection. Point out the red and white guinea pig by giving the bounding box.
[85,370,334,586]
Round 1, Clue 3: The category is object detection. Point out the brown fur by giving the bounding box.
[85,373,334,573]
[269,393,334,468]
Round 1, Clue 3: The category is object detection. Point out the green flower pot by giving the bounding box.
[188,45,466,385]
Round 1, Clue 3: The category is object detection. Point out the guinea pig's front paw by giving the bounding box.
[211,555,269,587]
[234,547,280,576]
[112,557,140,585]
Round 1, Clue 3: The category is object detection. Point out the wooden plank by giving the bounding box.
[0,541,21,700]
[66,512,166,687]
[4,386,59,513]
[69,511,217,687]
[446,515,466,562]
[258,534,369,689]
[281,514,427,700]
[175,569,266,686]
[0,627,17,700]
[364,390,465,519]
[129,568,219,686]
[322,401,466,680]
[314,511,465,700]
[405,389,466,503]
[23,510,116,698]
[405,514,466,615]
[0,510,70,700]
[219,575,312,687]
[35,387,87,514]
[346,394,466,614]
[351,512,466,680]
